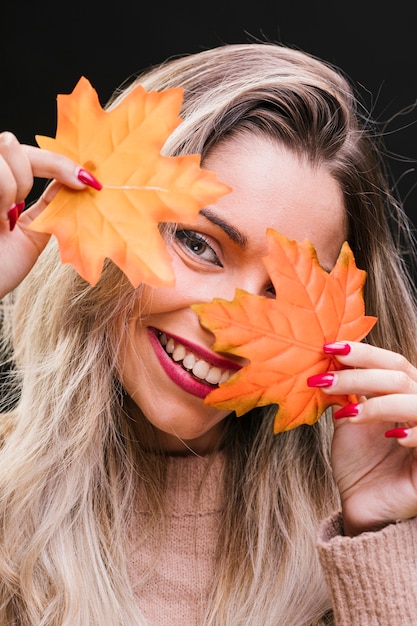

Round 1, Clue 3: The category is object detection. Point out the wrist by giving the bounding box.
[341,507,398,537]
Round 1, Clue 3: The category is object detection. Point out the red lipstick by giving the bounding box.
[147,327,240,399]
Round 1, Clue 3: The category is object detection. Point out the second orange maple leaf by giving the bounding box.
[192,229,377,433]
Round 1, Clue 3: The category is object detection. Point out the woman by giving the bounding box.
[1,41,417,625]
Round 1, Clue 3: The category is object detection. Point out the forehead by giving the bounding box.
[203,135,347,270]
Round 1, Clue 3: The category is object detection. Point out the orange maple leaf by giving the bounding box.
[29,77,231,287]
[192,228,377,433]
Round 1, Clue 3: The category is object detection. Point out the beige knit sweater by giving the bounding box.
[128,452,417,625]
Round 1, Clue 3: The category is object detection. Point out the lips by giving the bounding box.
[147,327,240,399]
[159,332,233,385]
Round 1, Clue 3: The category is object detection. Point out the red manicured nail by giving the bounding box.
[334,403,361,419]
[307,373,335,388]
[16,200,25,215]
[323,342,351,355]
[77,168,102,190]
[385,427,409,439]
[7,205,19,231]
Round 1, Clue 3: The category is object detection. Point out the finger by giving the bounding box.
[19,180,64,225]
[0,132,33,208]
[384,425,417,448]
[22,145,100,190]
[0,132,101,220]
[322,340,417,383]
[308,367,417,397]
[334,394,417,424]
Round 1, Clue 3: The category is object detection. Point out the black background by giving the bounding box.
[2,1,417,224]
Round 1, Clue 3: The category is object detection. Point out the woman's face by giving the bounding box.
[118,134,347,454]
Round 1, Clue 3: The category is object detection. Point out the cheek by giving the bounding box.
[138,273,205,315]
[123,290,174,324]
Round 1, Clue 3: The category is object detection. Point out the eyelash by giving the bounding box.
[173,228,277,297]
[174,229,223,267]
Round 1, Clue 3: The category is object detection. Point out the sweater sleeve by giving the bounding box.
[316,512,417,626]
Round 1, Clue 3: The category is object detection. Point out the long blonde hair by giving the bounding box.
[2,41,417,625]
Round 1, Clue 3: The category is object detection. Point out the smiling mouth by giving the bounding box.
[157,331,233,386]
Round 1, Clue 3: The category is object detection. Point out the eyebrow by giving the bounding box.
[200,208,248,247]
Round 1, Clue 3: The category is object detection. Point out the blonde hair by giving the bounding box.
[1,41,417,625]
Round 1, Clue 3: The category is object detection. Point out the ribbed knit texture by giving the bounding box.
[317,512,417,625]
[128,452,225,626]
[128,453,417,625]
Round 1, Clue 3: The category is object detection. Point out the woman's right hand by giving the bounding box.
[0,131,101,298]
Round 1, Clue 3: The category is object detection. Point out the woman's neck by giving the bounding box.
[123,393,225,455]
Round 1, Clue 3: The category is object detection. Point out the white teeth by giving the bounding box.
[166,338,175,353]
[158,332,231,385]
[182,353,196,370]
[220,370,231,383]
[205,366,222,385]
[192,359,210,380]
[172,344,186,362]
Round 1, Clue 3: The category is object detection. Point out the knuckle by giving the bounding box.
[0,131,18,151]
[391,352,409,372]
[362,396,381,418]
[391,370,412,391]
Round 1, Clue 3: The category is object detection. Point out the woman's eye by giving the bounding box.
[175,229,222,266]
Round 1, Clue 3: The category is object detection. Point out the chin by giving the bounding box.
[154,418,227,454]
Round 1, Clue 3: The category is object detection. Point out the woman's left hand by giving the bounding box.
[308,341,417,536]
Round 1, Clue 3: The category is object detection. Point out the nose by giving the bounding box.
[202,267,274,302]
[239,272,275,299]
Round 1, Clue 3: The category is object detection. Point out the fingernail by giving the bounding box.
[16,200,25,215]
[77,168,102,190]
[307,373,335,388]
[385,427,410,439]
[334,403,361,419]
[323,342,351,355]
[7,205,19,231]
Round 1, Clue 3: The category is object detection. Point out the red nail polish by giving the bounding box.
[307,373,335,388]
[323,342,351,355]
[385,427,409,439]
[16,200,25,216]
[334,403,360,419]
[77,168,102,190]
[7,205,19,231]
